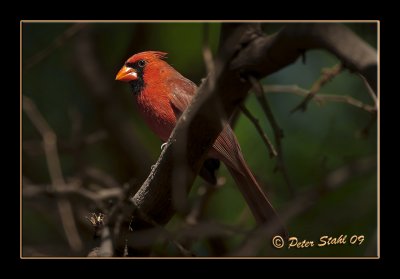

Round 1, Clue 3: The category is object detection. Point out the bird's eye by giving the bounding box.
[138,60,146,67]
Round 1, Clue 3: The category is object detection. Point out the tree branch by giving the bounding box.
[231,23,377,93]
[264,84,377,113]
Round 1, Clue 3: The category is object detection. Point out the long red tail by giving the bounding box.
[227,153,287,237]
[212,125,287,237]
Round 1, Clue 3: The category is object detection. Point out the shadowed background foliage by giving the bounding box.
[22,22,377,257]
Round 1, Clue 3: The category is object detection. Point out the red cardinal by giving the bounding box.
[116,51,285,232]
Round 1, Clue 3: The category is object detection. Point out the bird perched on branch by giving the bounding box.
[116,51,286,235]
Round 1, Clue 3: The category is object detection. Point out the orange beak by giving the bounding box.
[115,66,138,82]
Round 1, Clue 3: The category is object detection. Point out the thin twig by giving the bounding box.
[24,23,86,70]
[23,96,83,252]
[321,94,377,112]
[248,76,283,140]
[291,63,343,113]
[264,84,377,113]
[248,76,294,196]
[202,23,215,74]
[239,105,277,157]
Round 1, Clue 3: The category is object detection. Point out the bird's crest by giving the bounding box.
[126,51,168,64]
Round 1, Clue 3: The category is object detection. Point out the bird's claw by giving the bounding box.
[160,142,167,150]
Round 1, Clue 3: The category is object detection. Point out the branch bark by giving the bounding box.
[231,23,377,93]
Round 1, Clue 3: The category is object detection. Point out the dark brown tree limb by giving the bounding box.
[121,23,377,254]
[230,23,377,93]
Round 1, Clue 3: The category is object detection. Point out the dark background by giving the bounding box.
[22,22,378,257]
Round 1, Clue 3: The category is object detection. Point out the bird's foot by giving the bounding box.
[160,142,167,150]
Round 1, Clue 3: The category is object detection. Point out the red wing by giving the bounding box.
[167,76,197,117]
[167,76,241,171]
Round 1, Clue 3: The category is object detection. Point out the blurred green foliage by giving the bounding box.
[22,22,377,257]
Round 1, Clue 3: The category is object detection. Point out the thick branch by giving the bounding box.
[231,23,377,93]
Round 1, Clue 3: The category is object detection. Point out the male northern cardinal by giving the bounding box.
[116,51,285,232]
